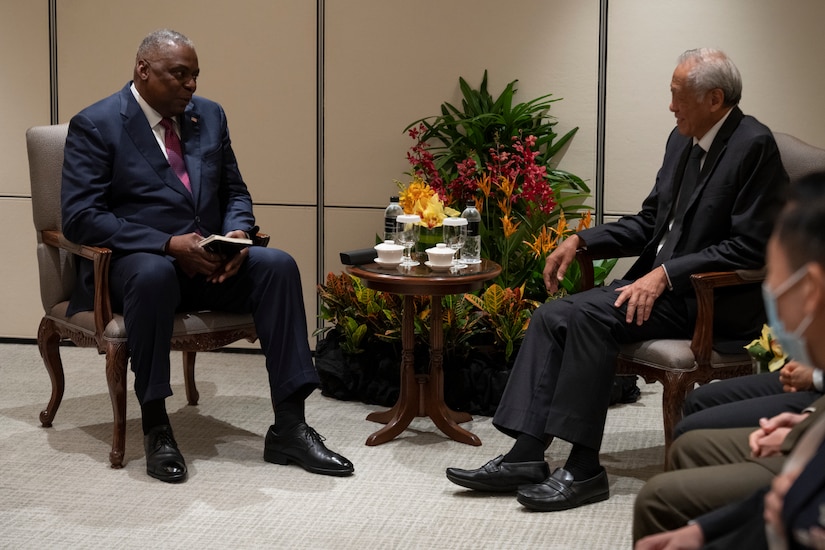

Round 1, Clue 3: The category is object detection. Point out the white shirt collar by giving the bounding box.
[129,82,177,131]
[695,107,732,153]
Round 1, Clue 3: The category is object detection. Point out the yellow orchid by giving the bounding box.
[744,324,788,372]
[396,177,460,229]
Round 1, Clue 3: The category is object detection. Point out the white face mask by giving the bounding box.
[762,265,814,368]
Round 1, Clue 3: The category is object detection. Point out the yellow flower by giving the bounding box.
[501,214,520,238]
[744,324,788,372]
[476,173,492,198]
[576,210,592,232]
[396,177,459,229]
[496,175,515,198]
[524,225,554,258]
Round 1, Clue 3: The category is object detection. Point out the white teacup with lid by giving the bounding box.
[425,243,456,267]
[374,240,404,264]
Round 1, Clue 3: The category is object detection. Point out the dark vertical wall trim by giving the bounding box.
[595,0,608,225]
[48,0,59,123]
[316,0,325,335]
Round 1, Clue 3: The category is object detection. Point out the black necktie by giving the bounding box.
[654,143,704,267]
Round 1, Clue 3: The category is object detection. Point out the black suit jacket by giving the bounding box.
[61,83,256,314]
[577,107,788,336]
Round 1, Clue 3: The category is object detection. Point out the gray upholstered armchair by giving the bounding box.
[28,123,268,468]
[577,132,825,465]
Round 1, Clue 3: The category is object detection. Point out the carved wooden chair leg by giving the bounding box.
[105,342,129,469]
[660,373,694,469]
[36,317,64,427]
[182,351,199,406]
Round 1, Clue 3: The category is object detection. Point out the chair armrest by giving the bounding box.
[254,232,270,248]
[689,269,765,363]
[576,248,618,290]
[577,247,763,365]
[42,229,114,345]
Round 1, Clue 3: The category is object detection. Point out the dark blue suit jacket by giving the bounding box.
[61,83,256,314]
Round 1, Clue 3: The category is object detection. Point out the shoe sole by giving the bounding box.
[264,448,354,477]
[516,489,609,511]
[445,471,525,493]
[147,469,187,483]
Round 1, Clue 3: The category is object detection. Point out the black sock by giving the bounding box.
[141,399,170,435]
[564,444,601,479]
[274,394,306,433]
[502,433,547,463]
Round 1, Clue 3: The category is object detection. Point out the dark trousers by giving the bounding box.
[493,280,692,451]
[109,247,319,407]
[674,371,821,439]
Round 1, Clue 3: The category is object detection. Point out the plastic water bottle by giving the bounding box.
[460,200,482,264]
[384,196,404,242]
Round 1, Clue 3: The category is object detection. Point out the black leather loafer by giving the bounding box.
[516,467,609,511]
[445,455,550,492]
[264,422,354,477]
[144,424,187,483]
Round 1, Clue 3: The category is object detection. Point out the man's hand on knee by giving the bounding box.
[614,267,668,325]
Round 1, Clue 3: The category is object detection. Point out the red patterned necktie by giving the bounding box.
[160,117,191,194]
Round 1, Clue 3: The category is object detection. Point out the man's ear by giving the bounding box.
[135,59,150,82]
[708,88,725,111]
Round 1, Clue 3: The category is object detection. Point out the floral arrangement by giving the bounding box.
[745,324,788,372]
[315,72,617,413]
[394,176,460,229]
[401,71,610,299]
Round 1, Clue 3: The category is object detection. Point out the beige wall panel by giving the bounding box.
[322,206,382,277]
[324,0,600,209]
[56,0,316,205]
[599,214,636,285]
[0,1,49,196]
[253,205,318,348]
[0,199,42,338]
[605,0,825,215]
[1,2,49,340]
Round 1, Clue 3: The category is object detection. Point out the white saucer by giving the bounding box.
[425,261,453,272]
[374,257,402,266]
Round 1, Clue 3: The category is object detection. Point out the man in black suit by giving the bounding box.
[61,29,353,482]
[445,48,788,511]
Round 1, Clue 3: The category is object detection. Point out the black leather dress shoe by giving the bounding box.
[516,467,609,511]
[144,424,187,483]
[264,422,354,477]
[445,455,550,492]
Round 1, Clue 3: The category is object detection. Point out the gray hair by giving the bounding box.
[136,29,193,60]
[678,48,742,106]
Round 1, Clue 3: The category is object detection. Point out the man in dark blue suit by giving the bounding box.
[61,29,353,482]
[446,48,788,511]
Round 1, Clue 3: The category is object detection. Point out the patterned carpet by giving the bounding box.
[0,343,666,549]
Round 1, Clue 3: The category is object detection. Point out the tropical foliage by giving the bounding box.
[317,72,616,373]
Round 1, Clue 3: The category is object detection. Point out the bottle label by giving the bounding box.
[467,220,480,237]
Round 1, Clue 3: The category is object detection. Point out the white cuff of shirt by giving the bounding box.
[660,264,674,291]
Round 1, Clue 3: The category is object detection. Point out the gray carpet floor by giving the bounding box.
[0,343,666,549]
